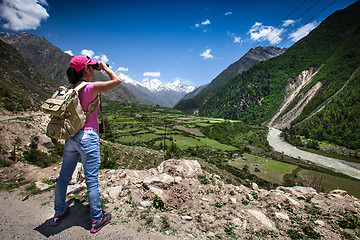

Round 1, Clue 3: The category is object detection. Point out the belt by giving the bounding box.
[83,129,99,133]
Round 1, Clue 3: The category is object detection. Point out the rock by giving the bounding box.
[182,216,193,221]
[69,162,83,185]
[35,181,51,191]
[247,209,276,231]
[174,176,182,184]
[274,212,290,221]
[231,217,242,227]
[246,193,254,201]
[157,159,205,179]
[330,189,347,196]
[277,186,317,198]
[314,220,325,226]
[106,186,123,199]
[38,135,54,149]
[143,173,174,189]
[345,205,357,213]
[140,200,152,207]
[286,197,301,207]
[252,183,259,191]
[143,187,168,203]
[229,197,237,204]
[66,183,83,194]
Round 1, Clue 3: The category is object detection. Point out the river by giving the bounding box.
[267,127,360,180]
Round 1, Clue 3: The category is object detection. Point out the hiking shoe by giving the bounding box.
[90,213,112,233]
[51,207,70,226]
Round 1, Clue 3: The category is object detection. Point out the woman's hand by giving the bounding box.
[97,61,108,70]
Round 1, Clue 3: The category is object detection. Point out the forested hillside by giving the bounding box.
[0,39,53,111]
[180,2,360,150]
[174,46,286,111]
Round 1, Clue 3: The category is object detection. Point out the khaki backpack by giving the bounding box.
[41,82,100,140]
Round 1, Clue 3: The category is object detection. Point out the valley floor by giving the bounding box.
[267,128,360,180]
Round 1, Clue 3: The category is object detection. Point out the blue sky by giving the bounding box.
[0,0,357,87]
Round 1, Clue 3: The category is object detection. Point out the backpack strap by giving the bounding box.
[74,81,105,133]
[74,81,88,92]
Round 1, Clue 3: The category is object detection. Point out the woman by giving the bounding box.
[51,55,121,233]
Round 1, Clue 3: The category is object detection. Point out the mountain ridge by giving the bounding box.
[175,46,287,111]
[0,32,139,104]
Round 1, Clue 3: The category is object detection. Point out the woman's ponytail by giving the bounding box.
[67,67,85,85]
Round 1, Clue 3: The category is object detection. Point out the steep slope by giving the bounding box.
[191,1,359,148]
[174,46,286,111]
[0,39,54,111]
[0,32,138,104]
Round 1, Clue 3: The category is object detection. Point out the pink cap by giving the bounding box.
[69,55,97,72]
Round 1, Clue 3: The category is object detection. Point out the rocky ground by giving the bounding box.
[1,158,360,239]
[1,113,359,239]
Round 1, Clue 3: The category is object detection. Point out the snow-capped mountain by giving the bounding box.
[167,79,195,93]
[120,75,195,107]
[142,78,170,92]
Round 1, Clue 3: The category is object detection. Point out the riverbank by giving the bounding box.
[267,127,360,180]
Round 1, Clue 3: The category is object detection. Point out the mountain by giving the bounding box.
[0,32,139,104]
[178,1,360,150]
[174,46,286,111]
[121,76,195,107]
[0,39,54,111]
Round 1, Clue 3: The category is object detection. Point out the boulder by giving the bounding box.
[157,159,205,179]
[247,209,276,231]
[143,173,174,189]
[38,135,54,149]
[106,186,123,199]
[69,162,83,185]
[66,183,83,194]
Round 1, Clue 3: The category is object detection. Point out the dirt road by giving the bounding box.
[0,188,174,240]
[267,127,360,180]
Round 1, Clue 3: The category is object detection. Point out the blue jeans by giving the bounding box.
[54,130,103,221]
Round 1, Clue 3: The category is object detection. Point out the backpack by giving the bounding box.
[41,82,100,140]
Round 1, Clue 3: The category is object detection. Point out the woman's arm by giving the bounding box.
[92,61,121,98]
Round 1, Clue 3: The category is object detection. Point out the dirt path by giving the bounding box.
[0,112,44,121]
[0,188,175,240]
[267,127,360,180]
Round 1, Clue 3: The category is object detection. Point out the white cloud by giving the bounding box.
[225,12,232,16]
[99,54,109,63]
[143,71,161,77]
[194,19,211,28]
[283,19,295,27]
[64,50,73,56]
[117,67,129,72]
[289,21,319,42]
[81,49,95,58]
[248,22,283,44]
[228,31,242,43]
[0,0,49,31]
[201,19,210,26]
[200,48,214,60]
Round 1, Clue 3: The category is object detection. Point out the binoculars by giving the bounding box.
[91,63,110,70]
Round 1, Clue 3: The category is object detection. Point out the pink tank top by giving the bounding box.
[78,82,99,130]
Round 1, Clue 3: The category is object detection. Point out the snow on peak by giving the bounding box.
[166,79,195,93]
[142,78,170,92]
[120,73,195,93]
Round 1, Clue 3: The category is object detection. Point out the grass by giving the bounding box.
[197,137,238,151]
[297,169,360,198]
[229,153,297,184]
